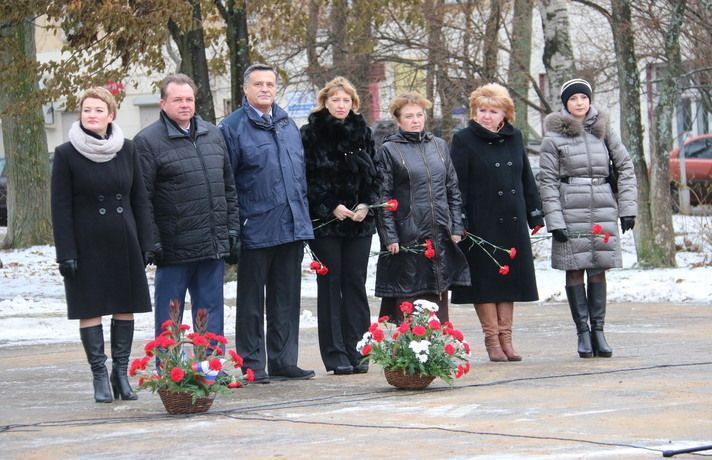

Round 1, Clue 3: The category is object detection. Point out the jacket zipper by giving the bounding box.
[193,137,219,259]
[417,140,443,292]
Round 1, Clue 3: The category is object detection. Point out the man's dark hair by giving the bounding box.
[243,64,278,84]
[160,73,198,100]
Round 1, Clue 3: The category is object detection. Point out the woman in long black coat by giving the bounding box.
[51,87,153,403]
[450,83,544,362]
[302,77,380,375]
[375,91,470,324]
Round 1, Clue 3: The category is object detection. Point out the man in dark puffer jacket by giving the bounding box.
[135,73,239,344]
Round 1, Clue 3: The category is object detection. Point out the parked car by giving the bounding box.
[0,158,7,226]
[669,133,712,211]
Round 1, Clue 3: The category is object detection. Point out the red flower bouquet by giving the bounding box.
[356,300,472,386]
[130,300,253,402]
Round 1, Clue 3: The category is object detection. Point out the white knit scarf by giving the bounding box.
[68,121,125,163]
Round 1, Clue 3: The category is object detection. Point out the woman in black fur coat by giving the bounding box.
[301,77,380,375]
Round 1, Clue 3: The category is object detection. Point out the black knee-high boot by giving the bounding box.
[587,281,613,358]
[110,319,138,400]
[565,285,593,358]
[80,325,113,403]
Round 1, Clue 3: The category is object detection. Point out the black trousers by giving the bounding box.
[309,235,372,370]
[236,241,304,374]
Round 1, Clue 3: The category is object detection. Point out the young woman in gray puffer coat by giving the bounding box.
[539,79,637,359]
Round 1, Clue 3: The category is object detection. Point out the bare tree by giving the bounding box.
[215,0,250,111]
[538,0,577,109]
[508,0,534,143]
[0,16,52,248]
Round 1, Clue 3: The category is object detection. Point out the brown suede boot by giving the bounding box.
[475,304,508,362]
[497,303,522,361]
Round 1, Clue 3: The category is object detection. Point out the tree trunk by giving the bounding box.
[0,17,52,248]
[649,1,686,267]
[609,0,657,266]
[215,0,250,113]
[508,0,533,143]
[483,0,501,81]
[168,0,216,124]
[538,0,577,110]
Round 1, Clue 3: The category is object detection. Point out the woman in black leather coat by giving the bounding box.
[374,91,470,324]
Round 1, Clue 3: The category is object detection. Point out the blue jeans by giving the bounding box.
[154,259,225,344]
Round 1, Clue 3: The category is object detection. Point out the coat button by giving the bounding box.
[507,161,513,166]
[497,191,504,197]
[511,189,516,194]
[115,193,123,200]
[98,195,105,202]
[495,162,500,167]
[99,208,106,215]
[116,206,124,214]
[498,218,504,224]
[512,216,518,222]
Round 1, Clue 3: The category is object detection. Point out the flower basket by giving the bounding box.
[158,388,215,415]
[357,300,472,387]
[384,368,435,390]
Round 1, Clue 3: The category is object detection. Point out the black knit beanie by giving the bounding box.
[560,78,592,107]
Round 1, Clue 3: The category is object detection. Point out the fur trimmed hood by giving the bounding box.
[544,106,607,139]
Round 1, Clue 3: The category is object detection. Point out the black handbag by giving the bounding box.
[604,139,618,194]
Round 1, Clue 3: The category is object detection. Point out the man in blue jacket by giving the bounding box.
[219,63,315,382]
[135,73,240,347]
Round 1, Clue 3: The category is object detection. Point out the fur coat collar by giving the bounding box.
[544,105,607,139]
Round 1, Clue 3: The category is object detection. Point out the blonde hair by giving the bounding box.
[469,83,515,123]
[388,91,432,120]
[316,76,360,113]
[79,87,118,117]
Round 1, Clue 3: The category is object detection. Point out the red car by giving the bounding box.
[669,133,712,210]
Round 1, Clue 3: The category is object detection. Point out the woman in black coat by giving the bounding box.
[51,87,153,402]
[450,83,544,362]
[302,77,380,375]
[375,91,470,324]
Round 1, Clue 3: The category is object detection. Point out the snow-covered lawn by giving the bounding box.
[1,215,709,346]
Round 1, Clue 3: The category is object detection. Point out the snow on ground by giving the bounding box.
[0,215,710,346]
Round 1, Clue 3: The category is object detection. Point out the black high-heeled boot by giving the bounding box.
[588,281,613,358]
[110,319,138,400]
[565,285,593,358]
[80,325,113,403]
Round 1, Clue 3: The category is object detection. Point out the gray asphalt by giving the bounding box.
[1,300,711,459]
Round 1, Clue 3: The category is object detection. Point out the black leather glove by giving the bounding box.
[143,251,156,266]
[552,229,569,243]
[620,216,636,233]
[58,259,78,278]
[224,235,240,265]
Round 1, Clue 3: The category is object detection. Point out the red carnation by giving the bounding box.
[455,365,465,378]
[385,199,399,211]
[170,367,185,382]
[209,358,222,371]
[508,247,517,259]
[592,223,603,234]
[229,350,244,368]
[444,343,456,356]
[368,323,380,333]
[392,331,400,339]
[378,315,390,323]
[160,319,174,330]
[412,325,427,337]
[425,239,433,250]
[499,265,510,275]
[603,232,611,243]
[309,261,321,270]
[361,344,372,356]
[424,248,436,259]
[246,368,255,382]
[372,328,385,342]
[400,301,414,314]
[191,335,209,347]
[228,381,242,388]
[179,324,191,331]
[428,319,441,330]
[397,322,410,334]
[316,265,329,275]
[463,342,471,354]
[138,377,145,386]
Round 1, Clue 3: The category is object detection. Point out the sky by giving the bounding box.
[0,214,709,347]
